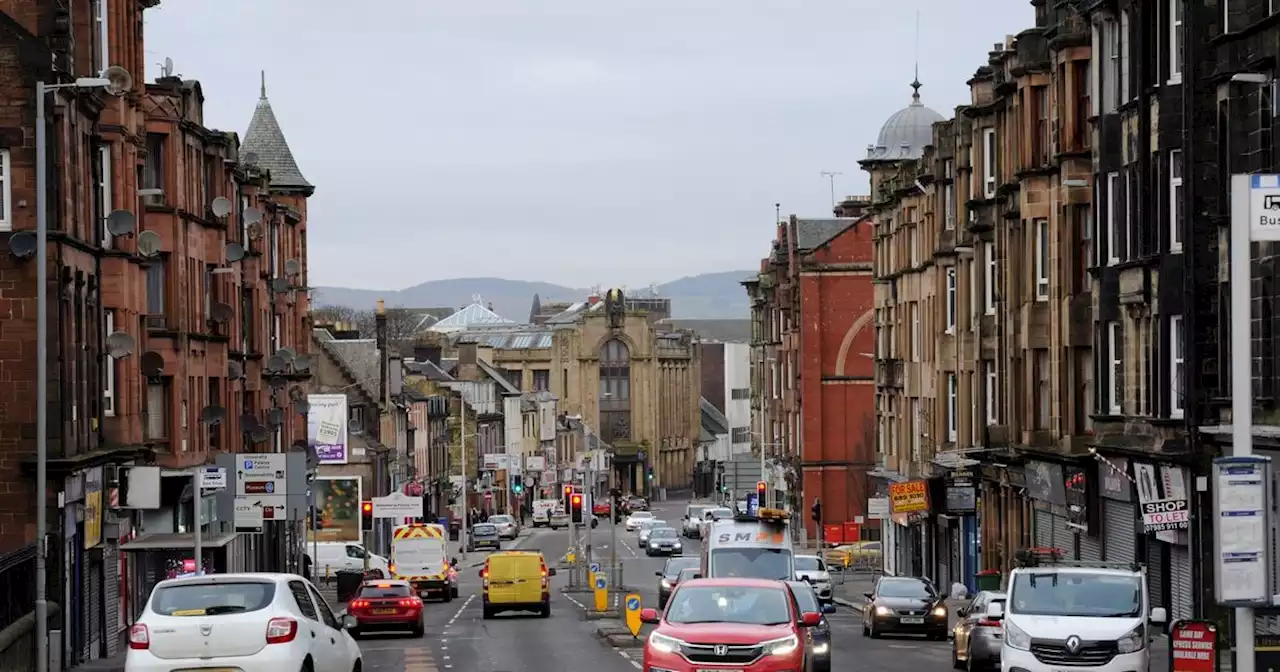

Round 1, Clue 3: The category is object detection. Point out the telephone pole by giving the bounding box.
[820,171,842,210]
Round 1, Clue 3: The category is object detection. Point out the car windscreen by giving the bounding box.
[710,548,793,580]
[706,508,732,519]
[150,581,275,616]
[787,582,820,612]
[795,556,825,571]
[472,524,497,535]
[878,579,937,598]
[665,585,792,625]
[1010,573,1141,617]
[651,527,678,538]
[664,557,700,578]
[687,506,709,518]
[359,583,412,598]
[489,515,513,523]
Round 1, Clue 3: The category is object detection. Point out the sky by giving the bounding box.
[143,1,1036,290]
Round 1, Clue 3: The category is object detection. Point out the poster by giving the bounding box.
[83,466,103,549]
[307,476,362,542]
[307,394,349,464]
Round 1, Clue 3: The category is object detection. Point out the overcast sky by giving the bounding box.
[144,1,1034,290]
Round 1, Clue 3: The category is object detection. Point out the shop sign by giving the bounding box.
[889,480,929,514]
[1141,499,1190,532]
[866,497,890,519]
[1170,620,1217,672]
[1064,466,1090,532]
[1026,461,1067,505]
[1099,457,1133,501]
[945,468,976,513]
[1135,462,1191,539]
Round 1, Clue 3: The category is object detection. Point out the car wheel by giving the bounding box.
[412,624,425,638]
[816,659,831,672]
[540,603,551,618]
[965,644,979,672]
[868,619,880,638]
[352,660,362,672]
[482,606,494,619]
[952,639,963,669]
[452,586,459,599]
[443,589,453,603]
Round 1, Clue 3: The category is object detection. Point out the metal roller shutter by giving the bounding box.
[1034,509,1054,548]
[1079,528,1103,561]
[1103,501,1137,564]
[1146,542,1166,611]
[1052,513,1075,558]
[935,525,951,589]
[104,542,120,656]
[1170,545,1194,621]
[89,555,103,659]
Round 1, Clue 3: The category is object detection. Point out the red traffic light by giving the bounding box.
[361,501,373,515]
[570,494,583,507]
[756,481,767,494]
[563,485,573,496]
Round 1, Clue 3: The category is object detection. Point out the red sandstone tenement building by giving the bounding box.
[0,0,313,663]
[743,204,876,541]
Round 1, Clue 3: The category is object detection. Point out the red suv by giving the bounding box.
[640,578,821,672]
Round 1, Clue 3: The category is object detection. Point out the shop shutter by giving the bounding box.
[1103,500,1138,564]
[1170,545,1194,621]
[1146,542,1166,610]
[934,525,951,588]
[1034,509,1054,548]
[103,542,120,656]
[89,555,103,659]
[1079,527,1103,561]
[1052,513,1075,558]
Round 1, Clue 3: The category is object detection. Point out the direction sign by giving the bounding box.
[236,454,287,496]
[372,491,424,518]
[593,572,609,611]
[624,593,643,636]
[234,497,263,533]
[594,573,608,590]
[1248,175,1280,241]
[199,467,227,491]
[589,562,601,573]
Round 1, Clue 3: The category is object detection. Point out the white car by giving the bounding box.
[488,514,519,540]
[125,572,361,672]
[625,511,655,531]
[794,555,834,602]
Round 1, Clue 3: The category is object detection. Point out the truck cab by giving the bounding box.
[699,507,795,580]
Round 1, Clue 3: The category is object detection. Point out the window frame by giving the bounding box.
[983,242,996,314]
[1169,0,1183,84]
[0,149,11,231]
[1170,315,1184,418]
[947,373,958,442]
[982,128,997,198]
[104,310,117,417]
[945,267,957,333]
[911,303,920,360]
[1107,321,1123,414]
[1035,218,1050,300]
[985,362,997,424]
[1169,150,1183,251]
[1107,172,1123,265]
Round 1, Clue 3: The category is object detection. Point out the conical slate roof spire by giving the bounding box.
[243,70,313,192]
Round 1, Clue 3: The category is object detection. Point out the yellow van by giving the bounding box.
[480,550,556,618]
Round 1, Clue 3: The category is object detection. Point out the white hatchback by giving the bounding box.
[625,511,655,531]
[125,572,362,672]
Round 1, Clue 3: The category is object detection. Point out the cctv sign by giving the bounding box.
[1141,498,1190,532]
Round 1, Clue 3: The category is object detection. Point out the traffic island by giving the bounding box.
[605,633,644,648]
[585,609,620,619]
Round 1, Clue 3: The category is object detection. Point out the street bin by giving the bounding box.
[335,570,365,604]
[975,570,1002,592]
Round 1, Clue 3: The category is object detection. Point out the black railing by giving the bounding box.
[0,545,37,632]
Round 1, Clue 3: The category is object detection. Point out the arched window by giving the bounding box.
[599,339,631,443]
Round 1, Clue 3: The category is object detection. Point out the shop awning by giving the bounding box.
[122,531,238,551]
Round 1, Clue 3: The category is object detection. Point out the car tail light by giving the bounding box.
[978,618,1002,627]
[350,599,370,610]
[399,598,423,609]
[128,624,149,650]
[265,617,298,644]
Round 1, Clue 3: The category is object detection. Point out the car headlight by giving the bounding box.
[650,541,660,548]
[660,579,672,588]
[763,634,800,656]
[648,631,682,654]
[813,642,829,655]
[1004,621,1031,651]
[875,605,892,616]
[1117,624,1146,654]
[932,606,948,617]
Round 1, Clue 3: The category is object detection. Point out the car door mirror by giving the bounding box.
[656,571,664,577]
[341,613,358,630]
[821,603,837,614]
[548,568,557,576]
[985,602,1004,620]
[864,592,874,600]
[1150,607,1167,624]
[800,612,822,627]
[640,608,660,624]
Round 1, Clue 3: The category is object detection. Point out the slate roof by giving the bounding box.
[463,329,554,350]
[476,359,520,395]
[242,72,313,192]
[795,218,861,251]
[429,302,516,333]
[405,359,454,382]
[701,397,730,435]
[659,319,751,343]
[312,329,380,400]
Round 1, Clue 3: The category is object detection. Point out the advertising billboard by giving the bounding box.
[307,394,349,464]
[308,476,362,543]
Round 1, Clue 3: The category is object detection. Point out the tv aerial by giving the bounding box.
[210,302,233,323]
[159,57,175,79]
[228,360,244,380]
[225,242,245,263]
[284,259,301,277]
[200,405,226,426]
[140,351,165,378]
[243,151,260,166]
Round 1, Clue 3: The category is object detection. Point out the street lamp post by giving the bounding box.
[597,392,617,585]
[35,76,118,672]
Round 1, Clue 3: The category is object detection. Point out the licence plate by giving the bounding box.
[178,669,237,672]
[372,608,397,615]
[900,616,924,624]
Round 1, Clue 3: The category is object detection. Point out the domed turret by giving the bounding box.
[859,79,945,166]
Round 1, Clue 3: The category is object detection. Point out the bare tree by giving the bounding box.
[311,305,420,346]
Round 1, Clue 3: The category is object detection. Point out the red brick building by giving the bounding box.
[744,204,876,540]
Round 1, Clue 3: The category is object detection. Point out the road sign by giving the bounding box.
[589,562,601,573]
[1247,174,1280,241]
[593,572,609,611]
[234,497,263,533]
[372,491,423,518]
[236,453,287,496]
[624,593,642,637]
[199,467,227,491]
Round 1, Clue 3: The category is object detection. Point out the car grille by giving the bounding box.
[680,643,764,664]
[1030,639,1118,667]
[895,609,926,616]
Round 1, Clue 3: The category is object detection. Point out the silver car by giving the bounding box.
[644,527,683,556]
[488,514,518,540]
[637,519,668,545]
[952,590,1006,671]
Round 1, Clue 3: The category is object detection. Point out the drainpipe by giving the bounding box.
[375,300,389,552]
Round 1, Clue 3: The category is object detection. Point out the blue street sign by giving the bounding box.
[590,562,600,573]
[746,493,759,516]
[626,596,640,611]
[594,574,608,590]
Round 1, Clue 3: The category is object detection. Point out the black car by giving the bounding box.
[655,556,700,609]
[861,576,948,640]
[785,580,835,672]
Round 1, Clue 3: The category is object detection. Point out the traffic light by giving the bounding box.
[647,467,654,481]
[570,493,584,523]
[757,480,767,502]
[562,484,573,511]
[811,497,822,523]
[512,475,523,494]
[361,500,374,530]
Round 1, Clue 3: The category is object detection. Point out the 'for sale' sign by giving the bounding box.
[1141,498,1190,532]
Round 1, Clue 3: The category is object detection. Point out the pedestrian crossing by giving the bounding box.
[402,644,438,672]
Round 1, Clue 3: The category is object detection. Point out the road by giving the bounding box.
[353,496,954,672]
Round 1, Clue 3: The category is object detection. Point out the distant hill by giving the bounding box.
[311,271,756,320]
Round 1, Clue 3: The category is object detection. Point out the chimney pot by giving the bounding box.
[376,299,386,315]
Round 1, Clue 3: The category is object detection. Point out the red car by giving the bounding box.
[346,579,425,638]
[640,577,821,672]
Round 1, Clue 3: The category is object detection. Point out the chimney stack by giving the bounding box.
[376,299,389,409]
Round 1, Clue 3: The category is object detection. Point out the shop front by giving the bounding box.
[887,480,930,578]
[933,467,978,593]
[1133,461,1194,622]
[978,464,1032,578]
[1094,455,1139,564]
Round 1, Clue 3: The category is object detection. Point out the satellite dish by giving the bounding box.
[293,399,311,416]
[246,222,264,241]
[210,196,232,218]
[288,385,306,402]
[266,355,287,372]
[225,242,245,262]
[210,302,233,323]
[243,207,263,225]
[228,360,244,379]
[139,351,165,377]
[250,425,270,443]
[136,230,161,257]
[104,66,133,96]
[284,259,301,276]
[243,151,259,166]
[268,376,287,390]
[200,405,226,426]
[275,347,297,362]
[105,210,136,236]
[270,278,290,294]
[293,355,311,373]
[239,413,260,430]
[267,408,284,427]
[161,57,174,78]
[105,331,136,358]
[8,231,36,260]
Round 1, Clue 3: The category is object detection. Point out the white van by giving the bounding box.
[307,541,390,578]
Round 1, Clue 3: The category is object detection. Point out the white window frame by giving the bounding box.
[911,303,920,360]
[1035,218,1050,300]
[1170,315,1184,418]
[985,362,997,424]
[1169,150,1183,251]
[982,128,997,198]
[1169,0,1183,84]
[93,0,109,75]
[945,267,957,333]
[1224,0,1233,33]
[100,146,113,249]
[104,310,116,417]
[943,180,955,230]
[1120,11,1131,102]
[947,374,958,442]
[910,399,921,461]
[0,149,10,232]
[983,242,996,314]
[1107,172,1123,265]
[1108,321,1123,414]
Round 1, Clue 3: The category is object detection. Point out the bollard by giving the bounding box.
[48,629,62,672]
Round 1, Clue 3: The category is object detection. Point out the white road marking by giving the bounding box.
[446,594,475,627]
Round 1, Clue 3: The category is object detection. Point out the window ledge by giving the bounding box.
[1167,75,1183,86]
[1170,244,1183,254]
